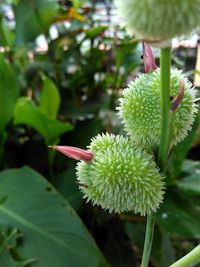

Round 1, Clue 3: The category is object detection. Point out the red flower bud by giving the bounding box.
[49,145,93,162]
[143,42,157,73]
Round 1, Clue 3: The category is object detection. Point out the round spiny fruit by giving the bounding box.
[114,0,200,41]
[76,133,164,216]
[117,69,197,149]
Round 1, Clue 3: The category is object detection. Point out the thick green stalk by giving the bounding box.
[170,244,200,267]
[158,47,172,170]
[140,47,172,267]
[140,214,155,267]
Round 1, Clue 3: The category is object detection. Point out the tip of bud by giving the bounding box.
[171,79,185,112]
[49,145,93,162]
[143,42,158,73]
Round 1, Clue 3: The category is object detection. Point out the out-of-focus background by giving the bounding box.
[0,1,200,267]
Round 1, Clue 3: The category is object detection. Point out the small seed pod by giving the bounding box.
[117,69,197,149]
[114,0,200,42]
[76,133,164,216]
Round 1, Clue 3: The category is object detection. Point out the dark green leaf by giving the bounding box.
[0,54,19,132]
[14,0,58,45]
[0,250,36,267]
[0,167,110,267]
[63,118,104,148]
[152,231,175,267]
[159,233,175,266]
[103,226,136,267]
[14,97,73,144]
[176,160,200,195]
[124,222,145,250]
[39,75,61,119]
[115,41,140,77]
[0,18,14,47]
[55,169,83,210]
[181,159,200,174]
[168,108,200,179]
[86,26,107,38]
[157,189,200,238]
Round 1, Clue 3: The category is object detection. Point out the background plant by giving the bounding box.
[0,0,200,266]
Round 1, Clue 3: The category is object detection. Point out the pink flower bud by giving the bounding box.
[143,42,157,73]
[49,145,93,162]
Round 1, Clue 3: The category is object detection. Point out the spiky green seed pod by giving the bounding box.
[117,69,197,149]
[76,133,164,216]
[114,0,200,42]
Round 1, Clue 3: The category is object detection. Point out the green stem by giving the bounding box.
[170,244,200,267]
[158,47,172,171]
[140,47,172,267]
[140,214,155,267]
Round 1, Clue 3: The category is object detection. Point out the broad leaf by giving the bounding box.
[0,249,36,267]
[39,75,60,119]
[14,0,58,45]
[176,160,200,195]
[86,26,107,38]
[157,189,200,238]
[124,222,145,251]
[181,159,200,174]
[103,223,137,267]
[0,18,14,47]
[55,169,83,210]
[14,97,73,144]
[151,230,176,267]
[0,167,110,267]
[0,54,19,132]
[177,175,200,195]
[159,234,175,267]
[168,108,200,179]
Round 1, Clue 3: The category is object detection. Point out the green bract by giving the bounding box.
[76,134,164,216]
[117,69,197,149]
[114,0,200,41]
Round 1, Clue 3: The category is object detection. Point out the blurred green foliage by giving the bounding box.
[0,0,200,266]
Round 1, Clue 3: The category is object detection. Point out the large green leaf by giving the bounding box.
[177,175,200,195]
[167,108,200,179]
[0,54,19,147]
[102,234,136,267]
[0,226,36,266]
[14,97,73,144]
[151,230,175,267]
[157,189,200,238]
[14,0,58,45]
[176,160,200,195]
[0,18,14,47]
[181,159,200,174]
[55,169,83,211]
[86,26,107,39]
[39,75,60,119]
[0,167,110,267]
[124,222,145,251]
[0,54,19,132]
